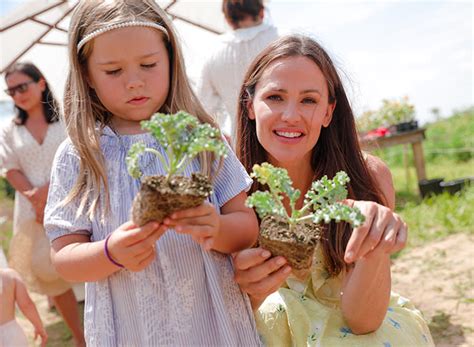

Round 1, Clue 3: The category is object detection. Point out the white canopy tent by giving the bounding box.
[0,0,228,102]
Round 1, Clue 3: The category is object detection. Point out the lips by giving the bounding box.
[127,96,149,105]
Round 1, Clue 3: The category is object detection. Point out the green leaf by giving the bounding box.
[125,111,227,180]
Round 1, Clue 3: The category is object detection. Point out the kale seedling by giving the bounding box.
[126,111,227,226]
[246,162,364,271]
[126,111,227,181]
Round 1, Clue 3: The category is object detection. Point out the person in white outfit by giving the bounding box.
[196,0,278,144]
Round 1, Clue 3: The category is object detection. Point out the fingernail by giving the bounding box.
[283,266,291,273]
[276,257,286,266]
[345,251,353,261]
[261,250,271,258]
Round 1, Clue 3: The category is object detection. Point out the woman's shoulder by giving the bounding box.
[364,153,395,209]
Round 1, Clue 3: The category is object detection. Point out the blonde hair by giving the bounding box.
[63,0,218,220]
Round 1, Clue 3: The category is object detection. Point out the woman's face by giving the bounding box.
[248,56,335,168]
[5,72,45,112]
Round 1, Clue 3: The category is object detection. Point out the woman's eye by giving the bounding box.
[302,97,316,104]
[105,69,121,75]
[267,95,282,101]
[141,63,157,69]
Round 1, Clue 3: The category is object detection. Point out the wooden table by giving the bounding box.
[360,128,427,182]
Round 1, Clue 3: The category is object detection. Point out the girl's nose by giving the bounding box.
[126,72,145,90]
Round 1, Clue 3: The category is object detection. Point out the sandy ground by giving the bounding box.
[392,233,474,347]
[12,233,474,346]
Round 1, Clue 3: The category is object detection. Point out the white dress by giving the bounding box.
[0,120,71,296]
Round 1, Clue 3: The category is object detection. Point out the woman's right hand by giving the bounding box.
[106,221,167,272]
[233,247,292,309]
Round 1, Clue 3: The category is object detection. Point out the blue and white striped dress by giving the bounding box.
[44,126,262,347]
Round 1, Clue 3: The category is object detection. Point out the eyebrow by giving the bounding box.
[98,51,161,65]
[268,87,322,94]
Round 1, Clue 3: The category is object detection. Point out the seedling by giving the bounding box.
[246,162,364,271]
[126,111,227,225]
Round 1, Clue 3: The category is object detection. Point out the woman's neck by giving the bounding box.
[26,104,45,122]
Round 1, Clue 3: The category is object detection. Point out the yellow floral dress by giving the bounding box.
[255,244,434,346]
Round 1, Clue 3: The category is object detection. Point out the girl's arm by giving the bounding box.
[13,270,48,346]
[215,191,259,253]
[341,156,406,334]
[164,191,259,254]
[51,221,167,282]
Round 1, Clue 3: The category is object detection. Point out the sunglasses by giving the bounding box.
[4,81,36,97]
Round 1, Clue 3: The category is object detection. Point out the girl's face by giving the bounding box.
[87,26,170,133]
[5,72,45,112]
[248,56,335,168]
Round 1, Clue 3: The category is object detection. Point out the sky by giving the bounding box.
[1,0,472,125]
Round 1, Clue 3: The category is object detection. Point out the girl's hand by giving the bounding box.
[233,247,291,309]
[107,221,167,272]
[163,202,220,250]
[344,200,407,263]
[34,326,48,347]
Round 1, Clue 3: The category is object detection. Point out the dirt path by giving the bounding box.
[14,233,473,346]
[392,233,474,347]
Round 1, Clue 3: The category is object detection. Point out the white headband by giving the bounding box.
[77,21,169,51]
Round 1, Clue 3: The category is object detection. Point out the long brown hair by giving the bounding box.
[4,62,60,125]
[236,34,387,275]
[64,0,218,220]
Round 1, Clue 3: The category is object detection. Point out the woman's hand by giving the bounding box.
[344,200,407,264]
[163,202,220,250]
[107,221,167,272]
[24,184,49,224]
[233,247,291,309]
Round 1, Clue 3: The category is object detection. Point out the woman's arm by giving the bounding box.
[341,155,406,334]
[51,221,166,282]
[5,169,34,196]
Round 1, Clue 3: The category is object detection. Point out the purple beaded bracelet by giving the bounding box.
[104,234,124,268]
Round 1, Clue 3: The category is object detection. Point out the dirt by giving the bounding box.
[391,233,474,347]
[131,173,212,226]
[259,215,320,270]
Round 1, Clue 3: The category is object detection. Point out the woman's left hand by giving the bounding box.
[344,200,407,263]
[163,202,220,250]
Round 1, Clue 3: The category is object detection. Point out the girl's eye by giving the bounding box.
[302,97,316,104]
[141,63,157,69]
[105,69,121,75]
[267,95,282,101]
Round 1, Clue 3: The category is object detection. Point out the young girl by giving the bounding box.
[44,1,260,346]
[233,35,434,346]
[0,62,84,346]
[0,268,47,347]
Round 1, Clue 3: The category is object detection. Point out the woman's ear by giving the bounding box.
[322,101,336,127]
[38,78,46,92]
[247,99,256,120]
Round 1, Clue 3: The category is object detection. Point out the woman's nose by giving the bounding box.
[280,101,300,123]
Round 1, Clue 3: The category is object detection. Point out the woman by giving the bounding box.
[0,62,85,346]
[234,35,433,346]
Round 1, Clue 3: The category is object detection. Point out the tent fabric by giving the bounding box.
[0,0,228,100]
